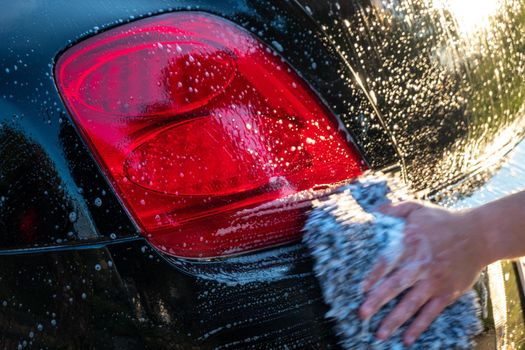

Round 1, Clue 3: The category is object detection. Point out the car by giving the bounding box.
[1,0,525,348]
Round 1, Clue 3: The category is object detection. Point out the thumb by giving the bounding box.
[379,201,423,218]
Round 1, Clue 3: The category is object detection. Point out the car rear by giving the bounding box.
[1,0,525,349]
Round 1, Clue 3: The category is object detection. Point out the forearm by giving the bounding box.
[472,190,525,264]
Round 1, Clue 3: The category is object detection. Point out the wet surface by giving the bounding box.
[295,0,525,191]
[1,0,525,348]
[0,239,341,349]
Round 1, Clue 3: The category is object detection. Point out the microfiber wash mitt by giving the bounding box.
[303,174,482,349]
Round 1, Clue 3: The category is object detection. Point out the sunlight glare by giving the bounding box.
[433,0,501,35]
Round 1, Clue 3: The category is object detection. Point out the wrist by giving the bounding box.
[467,204,501,266]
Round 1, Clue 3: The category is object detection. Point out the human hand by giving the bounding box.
[358,201,489,346]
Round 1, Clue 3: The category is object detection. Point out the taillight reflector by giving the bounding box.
[55,12,365,258]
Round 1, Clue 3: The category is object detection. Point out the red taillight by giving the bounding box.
[55,12,365,258]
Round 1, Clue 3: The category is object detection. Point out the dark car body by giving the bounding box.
[1,0,525,348]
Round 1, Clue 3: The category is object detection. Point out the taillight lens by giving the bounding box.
[55,12,365,258]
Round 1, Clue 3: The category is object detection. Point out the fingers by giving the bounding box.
[375,283,430,340]
[403,297,449,346]
[379,201,422,218]
[362,257,388,293]
[359,266,419,320]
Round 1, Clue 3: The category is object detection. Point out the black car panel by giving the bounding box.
[295,0,525,190]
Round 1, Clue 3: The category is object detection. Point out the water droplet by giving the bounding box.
[271,40,284,52]
[304,5,313,15]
